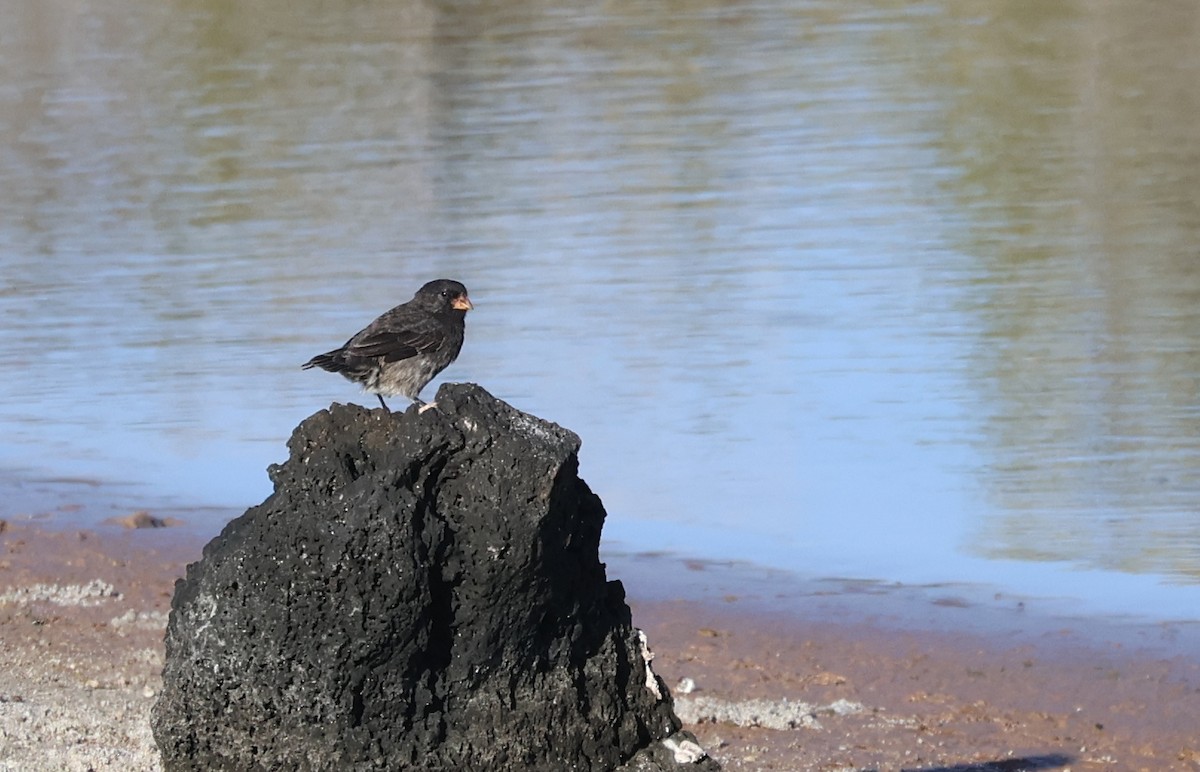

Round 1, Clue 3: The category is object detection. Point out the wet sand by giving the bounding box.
[2,519,1198,771]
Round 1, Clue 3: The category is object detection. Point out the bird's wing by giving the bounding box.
[346,316,445,363]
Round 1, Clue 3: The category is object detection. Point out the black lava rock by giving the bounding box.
[152,383,717,771]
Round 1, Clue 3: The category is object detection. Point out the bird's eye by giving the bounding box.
[440,290,449,297]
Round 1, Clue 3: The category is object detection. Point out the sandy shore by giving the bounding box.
[2,519,1198,771]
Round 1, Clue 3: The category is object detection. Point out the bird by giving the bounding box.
[302,279,473,413]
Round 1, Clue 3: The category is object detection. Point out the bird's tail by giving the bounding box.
[302,351,344,373]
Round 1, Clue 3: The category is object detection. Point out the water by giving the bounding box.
[2,0,1199,621]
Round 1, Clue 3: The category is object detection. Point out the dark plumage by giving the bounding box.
[302,279,473,412]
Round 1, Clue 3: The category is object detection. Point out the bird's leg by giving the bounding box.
[376,395,391,413]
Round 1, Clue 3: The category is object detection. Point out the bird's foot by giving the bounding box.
[417,401,439,414]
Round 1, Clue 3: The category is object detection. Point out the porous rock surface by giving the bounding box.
[151,383,717,771]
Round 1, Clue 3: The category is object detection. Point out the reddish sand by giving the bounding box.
[2,519,1198,771]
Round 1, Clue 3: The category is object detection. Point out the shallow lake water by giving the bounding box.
[2,0,1199,620]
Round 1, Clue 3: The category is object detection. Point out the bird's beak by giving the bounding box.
[453,295,474,312]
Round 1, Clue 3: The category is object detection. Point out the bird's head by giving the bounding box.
[416,279,473,313]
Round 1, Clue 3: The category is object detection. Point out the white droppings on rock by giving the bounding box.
[637,629,662,699]
[662,735,707,763]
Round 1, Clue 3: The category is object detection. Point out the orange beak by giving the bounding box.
[452,295,474,312]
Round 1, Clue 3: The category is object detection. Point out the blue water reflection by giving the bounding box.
[2,0,1198,620]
